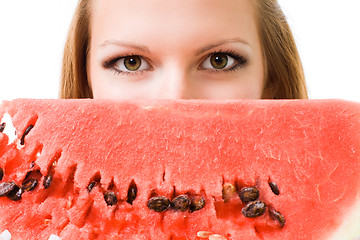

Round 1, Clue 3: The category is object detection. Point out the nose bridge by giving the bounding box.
[156,61,191,99]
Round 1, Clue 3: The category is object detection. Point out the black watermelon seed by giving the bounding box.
[87,181,96,192]
[20,125,34,145]
[239,187,259,203]
[24,171,31,181]
[126,181,138,205]
[269,208,286,228]
[0,182,16,197]
[0,167,3,181]
[147,196,171,212]
[29,161,35,169]
[7,185,23,201]
[190,196,206,212]
[222,183,237,202]
[104,191,118,206]
[22,179,38,192]
[0,123,5,133]
[172,195,191,211]
[43,175,53,189]
[242,201,267,218]
[269,181,280,195]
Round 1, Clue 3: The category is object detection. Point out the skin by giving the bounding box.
[88,0,265,99]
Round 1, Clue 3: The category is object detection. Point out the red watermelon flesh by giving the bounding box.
[0,99,360,240]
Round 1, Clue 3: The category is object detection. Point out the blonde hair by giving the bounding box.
[59,0,308,99]
[254,0,308,99]
[60,0,92,98]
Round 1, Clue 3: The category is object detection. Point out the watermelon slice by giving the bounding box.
[0,99,359,240]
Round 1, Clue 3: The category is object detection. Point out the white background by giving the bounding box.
[0,1,359,101]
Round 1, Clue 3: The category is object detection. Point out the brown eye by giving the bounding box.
[200,52,240,71]
[124,56,141,71]
[112,55,151,73]
[210,53,228,69]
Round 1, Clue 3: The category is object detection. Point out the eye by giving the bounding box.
[113,55,151,72]
[200,52,246,71]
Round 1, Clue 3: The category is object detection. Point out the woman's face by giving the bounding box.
[88,0,265,99]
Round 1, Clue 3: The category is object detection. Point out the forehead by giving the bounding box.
[90,0,259,50]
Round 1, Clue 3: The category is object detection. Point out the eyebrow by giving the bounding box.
[99,40,150,53]
[99,38,250,55]
[195,38,251,55]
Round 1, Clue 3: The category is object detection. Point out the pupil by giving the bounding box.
[214,56,223,64]
[128,58,137,66]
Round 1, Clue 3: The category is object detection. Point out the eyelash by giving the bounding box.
[103,50,248,76]
[103,54,146,76]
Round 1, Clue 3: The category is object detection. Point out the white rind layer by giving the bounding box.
[328,193,360,240]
